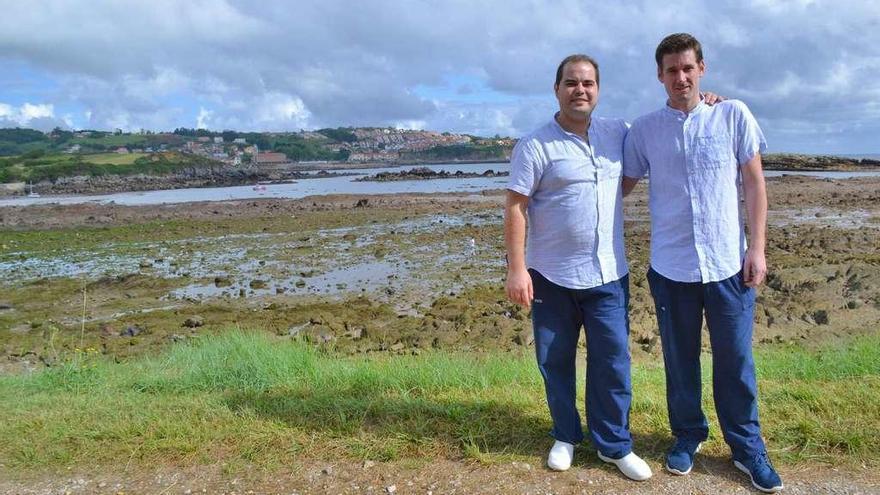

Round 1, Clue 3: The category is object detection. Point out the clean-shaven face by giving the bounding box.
[658,49,705,110]
[554,61,599,121]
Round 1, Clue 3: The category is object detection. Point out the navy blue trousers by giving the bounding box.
[647,268,766,458]
[530,269,633,459]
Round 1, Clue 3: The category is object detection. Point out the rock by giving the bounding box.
[362,460,376,469]
[385,485,396,494]
[214,276,232,287]
[183,316,204,328]
[355,198,369,207]
[321,466,332,475]
[10,324,31,334]
[288,323,308,338]
[138,260,152,268]
[120,325,144,337]
[512,330,533,346]
[390,342,405,352]
[169,334,187,343]
[249,279,268,289]
[0,301,12,310]
[295,279,307,288]
[345,326,366,340]
[99,323,116,336]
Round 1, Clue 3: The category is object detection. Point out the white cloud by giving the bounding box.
[0,0,879,152]
[0,102,68,131]
[252,92,311,129]
[196,107,213,130]
[19,103,54,120]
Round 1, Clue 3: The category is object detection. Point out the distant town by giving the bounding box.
[1,126,515,168]
[0,126,517,194]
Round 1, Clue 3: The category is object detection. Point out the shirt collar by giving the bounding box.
[662,97,707,118]
[551,112,593,138]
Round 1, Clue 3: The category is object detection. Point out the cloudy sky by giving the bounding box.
[1,0,878,154]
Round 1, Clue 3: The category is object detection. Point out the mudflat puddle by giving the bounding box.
[770,208,875,228]
[1,211,504,301]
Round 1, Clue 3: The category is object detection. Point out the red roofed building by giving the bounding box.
[256,152,289,165]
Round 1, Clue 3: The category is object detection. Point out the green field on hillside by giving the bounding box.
[82,152,148,165]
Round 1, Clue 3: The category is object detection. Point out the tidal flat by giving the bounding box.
[0,176,879,374]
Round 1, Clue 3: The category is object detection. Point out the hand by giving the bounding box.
[742,248,767,288]
[702,91,726,105]
[506,267,533,308]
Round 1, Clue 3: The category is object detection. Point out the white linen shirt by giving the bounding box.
[623,99,766,283]
[508,116,628,290]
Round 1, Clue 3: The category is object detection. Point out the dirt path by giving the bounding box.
[3,457,878,494]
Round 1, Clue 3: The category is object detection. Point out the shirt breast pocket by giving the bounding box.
[694,135,731,169]
[546,158,593,187]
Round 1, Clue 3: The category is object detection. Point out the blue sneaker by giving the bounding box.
[665,438,702,475]
[734,451,784,493]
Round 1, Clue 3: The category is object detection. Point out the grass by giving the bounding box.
[0,331,878,474]
[82,152,148,165]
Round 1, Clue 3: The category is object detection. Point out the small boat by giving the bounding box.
[27,183,40,198]
[252,184,267,192]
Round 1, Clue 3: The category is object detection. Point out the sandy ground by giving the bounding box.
[2,457,879,494]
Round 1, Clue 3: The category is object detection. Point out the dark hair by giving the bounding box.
[555,54,600,87]
[655,33,703,67]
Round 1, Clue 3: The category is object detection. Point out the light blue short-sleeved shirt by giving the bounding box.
[623,99,766,283]
[508,116,629,290]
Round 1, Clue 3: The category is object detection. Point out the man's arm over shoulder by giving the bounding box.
[622,121,647,197]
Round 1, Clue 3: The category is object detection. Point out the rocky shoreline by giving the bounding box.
[0,168,354,196]
[4,153,875,198]
[355,166,508,182]
[1,176,878,372]
[762,153,880,170]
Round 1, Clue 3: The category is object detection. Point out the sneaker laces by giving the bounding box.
[673,437,701,453]
[750,451,773,471]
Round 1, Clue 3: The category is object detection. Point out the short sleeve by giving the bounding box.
[507,138,544,197]
[623,124,648,179]
[732,100,767,166]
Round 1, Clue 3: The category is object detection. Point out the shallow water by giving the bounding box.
[6,164,878,208]
[0,163,511,207]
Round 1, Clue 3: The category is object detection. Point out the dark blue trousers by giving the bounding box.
[647,268,766,458]
[530,269,633,459]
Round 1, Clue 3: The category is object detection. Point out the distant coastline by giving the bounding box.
[2,153,878,199]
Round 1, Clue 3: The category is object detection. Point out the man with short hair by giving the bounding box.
[622,33,783,493]
[504,54,652,481]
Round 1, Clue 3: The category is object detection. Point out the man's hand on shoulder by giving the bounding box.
[506,267,533,308]
[702,91,725,106]
[742,248,767,288]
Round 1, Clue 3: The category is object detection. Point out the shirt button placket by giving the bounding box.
[684,116,706,281]
[588,137,607,283]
